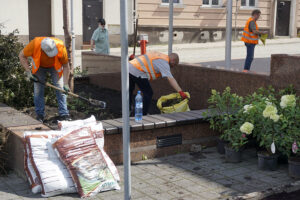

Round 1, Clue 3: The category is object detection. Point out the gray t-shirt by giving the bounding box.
[129,59,173,79]
[249,21,257,33]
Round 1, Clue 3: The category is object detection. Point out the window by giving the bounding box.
[162,0,181,3]
[202,0,222,7]
[241,0,257,8]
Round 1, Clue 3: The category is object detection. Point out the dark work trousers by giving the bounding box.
[243,43,256,70]
[129,74,153,115]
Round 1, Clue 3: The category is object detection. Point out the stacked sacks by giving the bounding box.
[24,116,120,198]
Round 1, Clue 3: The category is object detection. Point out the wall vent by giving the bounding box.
[156,134,182,148]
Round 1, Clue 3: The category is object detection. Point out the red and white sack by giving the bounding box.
[52,127,120,198]
[24,142,41,194]
[24,131,77,197]
[58,115,96,130]
[59,118,120,182]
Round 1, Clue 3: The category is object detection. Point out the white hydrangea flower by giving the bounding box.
[270,114,280,122]
[280,95,296,109]
[243,104,253,113]
[240,122,254,135]
[263,105,278,118]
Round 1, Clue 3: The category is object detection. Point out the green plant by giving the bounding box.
[206,87,244,134]
[221,121,252,151]
[74,66,87,78]
[0,28,56,109]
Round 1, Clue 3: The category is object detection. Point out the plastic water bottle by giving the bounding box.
[135,91,143,122]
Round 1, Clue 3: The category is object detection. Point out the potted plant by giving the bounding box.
[277,94,300,178]
[255,103,282,171]
[206,87,244,154]
[222,122,253,163]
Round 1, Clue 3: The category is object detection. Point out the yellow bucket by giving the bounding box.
[157,92,190,113]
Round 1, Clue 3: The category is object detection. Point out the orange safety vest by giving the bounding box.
[31,37,65,78]
[241,17,259,44]
[129,51,170,80]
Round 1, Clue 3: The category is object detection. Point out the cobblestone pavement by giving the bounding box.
[0,147,295,200]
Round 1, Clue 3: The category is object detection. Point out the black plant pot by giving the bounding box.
[257,152,279,171]
[288,157,300,179]
[225,146,242,163]
[217,139,228,154]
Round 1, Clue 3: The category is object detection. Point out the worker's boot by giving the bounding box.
[36,115,44,123]
[58,115,72,121]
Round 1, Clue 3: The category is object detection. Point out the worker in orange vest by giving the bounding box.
[241,9,267,72]
[129,51,188,115]
[19,37,71,122]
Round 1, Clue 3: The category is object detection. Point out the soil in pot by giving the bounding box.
[257,152,279,171]
[288,157,300,179]
[217,139,228,154]
[225,146,242,163]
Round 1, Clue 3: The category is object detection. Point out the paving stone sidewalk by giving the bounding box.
[0,147,295,200]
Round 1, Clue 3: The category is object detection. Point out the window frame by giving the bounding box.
[161,0,183,6]
[240,0,258,9]
[201,0,223,8]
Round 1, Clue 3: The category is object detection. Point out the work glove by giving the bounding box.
[179,91,188,100]
[26,71,38,82]
[63,84,70,94]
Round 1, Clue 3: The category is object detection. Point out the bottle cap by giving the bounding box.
[138,91,141,94]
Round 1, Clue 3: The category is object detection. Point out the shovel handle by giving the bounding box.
[45,82,79,98]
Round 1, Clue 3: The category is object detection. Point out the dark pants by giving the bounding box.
[129,74,153,115]
[244,43,256,70]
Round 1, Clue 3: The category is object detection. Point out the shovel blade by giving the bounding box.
[89,98,106,109]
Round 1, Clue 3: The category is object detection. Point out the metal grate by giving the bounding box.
[156,134,182,148]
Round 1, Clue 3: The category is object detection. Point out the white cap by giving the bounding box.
[41,38,58,57]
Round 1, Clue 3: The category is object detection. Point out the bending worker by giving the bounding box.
[19,37,70,122]
[241,9,267,72]
[129,51,188,115]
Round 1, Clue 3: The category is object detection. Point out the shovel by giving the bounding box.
[33,76,106,109]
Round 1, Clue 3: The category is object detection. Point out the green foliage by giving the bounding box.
[74,66,88,78]
[0,28,56,109]
[207,85,300,154]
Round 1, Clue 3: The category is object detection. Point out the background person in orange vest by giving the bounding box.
[241,9,267,72]
[129,51,188,115]
[19,37,70,122]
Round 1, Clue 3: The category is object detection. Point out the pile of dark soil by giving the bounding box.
[23,83,160,128]
[162,98,182,107]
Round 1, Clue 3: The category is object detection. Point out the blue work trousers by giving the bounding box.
[244,43,256,70]
[34,67,69,117]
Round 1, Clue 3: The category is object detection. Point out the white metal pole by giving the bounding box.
[225,0,233,69]
[120,0,131,200]
[70,0,75,69]
[168,0,174,55]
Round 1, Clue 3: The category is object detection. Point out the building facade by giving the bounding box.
[0,0,298,47]
[136,0,299,44]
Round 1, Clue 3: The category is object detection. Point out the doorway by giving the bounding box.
[28,0,52,40]
[83,0,103,43]
[275,0,291,36]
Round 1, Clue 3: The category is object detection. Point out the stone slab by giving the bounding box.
[0,111,42,128]
[101,121,119,134]
[0,103,15,113]
[114,118,143,131]
[143,116,166,129]
[150,114,176,127]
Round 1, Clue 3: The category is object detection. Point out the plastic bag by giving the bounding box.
[52,127,120,198]
[260,34,268,45]
[157,92,190,113]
